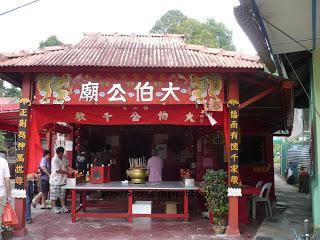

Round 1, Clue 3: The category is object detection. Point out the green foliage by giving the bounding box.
[205,18,235,50]
[203,169,228,225]
[172,18,217,48]
[0,80,21,98]
[0,80,5,96]
[150,10,235,50]
[150,10,187,34]
[2,225,13,237]
[39,35,63,48]
[4,85,21,97]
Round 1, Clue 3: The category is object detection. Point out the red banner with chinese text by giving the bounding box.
[27,104,223,174]
[34,73,224,111]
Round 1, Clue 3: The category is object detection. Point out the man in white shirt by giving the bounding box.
[0,151,11,233]
[49,147,75,214]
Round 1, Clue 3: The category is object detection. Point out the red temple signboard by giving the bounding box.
[34,73,224,111]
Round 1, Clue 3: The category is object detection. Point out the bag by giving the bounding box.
[2,202,18,226]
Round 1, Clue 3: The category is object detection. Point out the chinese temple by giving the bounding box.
[0,33,293,236]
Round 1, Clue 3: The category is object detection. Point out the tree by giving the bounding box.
[172,18,217,48]
[0,80,6,97]
[39,35,63,48]
[150,10,187,34]
[0,79,21,98]
[205,18,235,50]
[150,10,235,50]
[5,86,21,97]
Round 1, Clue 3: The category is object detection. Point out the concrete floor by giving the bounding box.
[253,172,312,240]
[7,170,312,240]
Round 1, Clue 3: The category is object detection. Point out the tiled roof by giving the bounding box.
[0,33,263,69]
[0,97,19,106]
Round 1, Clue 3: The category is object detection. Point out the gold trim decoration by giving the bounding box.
[19,98,31,106]
[227,99,240,107]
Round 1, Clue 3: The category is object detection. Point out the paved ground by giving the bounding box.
[6,171,312,240]
[253,170,312,240]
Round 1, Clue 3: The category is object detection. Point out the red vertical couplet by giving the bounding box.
[14,74,32,237]
[14,99,31,190]
[228,100,240,189]
[65,131,74,169]
[225,75,240,236]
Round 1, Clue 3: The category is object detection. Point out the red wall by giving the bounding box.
[195,118,276,199]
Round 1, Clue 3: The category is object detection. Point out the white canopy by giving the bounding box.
[256,0,320,54]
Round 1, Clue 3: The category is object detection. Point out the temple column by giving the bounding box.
[225,74,241,236]
[13,73,32,237]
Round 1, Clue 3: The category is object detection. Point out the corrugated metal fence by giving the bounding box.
[283,144,310,183]
[287,144,310,171]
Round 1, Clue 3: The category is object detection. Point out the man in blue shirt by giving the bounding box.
[32,150,51,209]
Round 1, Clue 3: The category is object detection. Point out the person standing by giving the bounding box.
[49,147,76,214]
[32,150,51,209]
[97,145,111,166]
[76,148,88,176]
[26,173,37,224]
[146,149,163,183]
[0,151,11,234]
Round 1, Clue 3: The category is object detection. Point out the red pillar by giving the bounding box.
[14,73,32,237]
[225,74,240,236]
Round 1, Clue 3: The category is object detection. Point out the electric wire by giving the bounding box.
[283,53,320,119]
[262,17,313,55]
[259,14,320,119]
[0,0,40,16]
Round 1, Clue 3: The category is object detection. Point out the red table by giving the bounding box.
[239,185,260,224]
[63,181,199,223]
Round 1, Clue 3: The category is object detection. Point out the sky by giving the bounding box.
[0,0,256,54]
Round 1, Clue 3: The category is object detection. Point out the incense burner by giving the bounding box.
[126,168,149,184]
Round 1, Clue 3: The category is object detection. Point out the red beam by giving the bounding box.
[76,213,129,218]
[84,204,127,209]
[132,214,184,219]
[240,86,279,110]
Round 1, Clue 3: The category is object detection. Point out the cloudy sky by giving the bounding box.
[0,0,256,54]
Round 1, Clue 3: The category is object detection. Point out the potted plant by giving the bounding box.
[203,169,228,234]
[180,168,194,187]
[2,226,14,239]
